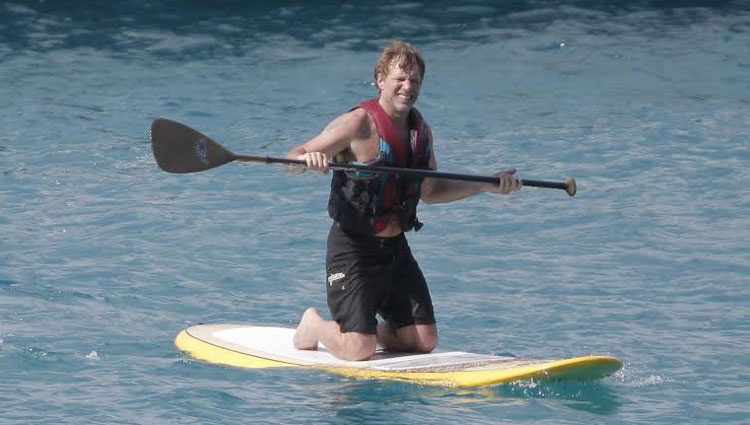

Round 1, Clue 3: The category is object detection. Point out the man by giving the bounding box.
[286,41,521,361]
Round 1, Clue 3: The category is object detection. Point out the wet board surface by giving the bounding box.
[175,324,622,387]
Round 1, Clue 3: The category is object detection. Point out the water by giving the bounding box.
[1,1,748,423]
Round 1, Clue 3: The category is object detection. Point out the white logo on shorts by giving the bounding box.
[328,272,345,286]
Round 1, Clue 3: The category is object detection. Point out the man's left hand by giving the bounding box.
[487,168,522,194]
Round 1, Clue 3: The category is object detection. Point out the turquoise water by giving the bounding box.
[1,1,749,423]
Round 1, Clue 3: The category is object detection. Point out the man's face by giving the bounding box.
[377,61,422,114]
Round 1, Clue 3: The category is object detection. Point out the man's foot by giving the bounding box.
[293,307,321,350]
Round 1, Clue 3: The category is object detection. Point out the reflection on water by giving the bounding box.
[312,375,621,420]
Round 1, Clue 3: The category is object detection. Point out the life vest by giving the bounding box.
[327,98,432,235]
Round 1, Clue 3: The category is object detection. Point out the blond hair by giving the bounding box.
[374,41,425,84]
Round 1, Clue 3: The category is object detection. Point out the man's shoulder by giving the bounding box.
[346,106,370,122]
[326,107,369,131]
[318,107,376,146]
[344,107,377,138]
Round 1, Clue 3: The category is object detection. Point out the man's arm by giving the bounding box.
[420,130,521,204]
[286,108,370,174]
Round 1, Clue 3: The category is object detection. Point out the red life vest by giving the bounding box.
[327,98,432,235]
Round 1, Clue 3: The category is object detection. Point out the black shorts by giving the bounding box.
[325,223,436,334]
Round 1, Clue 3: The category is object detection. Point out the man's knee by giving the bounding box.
[415,325,438,353]
[341,333,377,361]
[395,323,438,353]
[415,335,437,353]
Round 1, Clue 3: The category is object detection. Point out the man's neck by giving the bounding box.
[377,98,410,130]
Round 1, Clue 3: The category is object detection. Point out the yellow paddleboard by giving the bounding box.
[175,323,622,387]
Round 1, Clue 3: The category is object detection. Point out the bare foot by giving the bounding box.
[293,307,320,350]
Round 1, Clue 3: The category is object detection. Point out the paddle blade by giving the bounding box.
[150,118,236,173]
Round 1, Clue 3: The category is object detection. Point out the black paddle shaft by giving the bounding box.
[151,118,577,196]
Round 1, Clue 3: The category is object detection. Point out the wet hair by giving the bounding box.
[374,40,425,84]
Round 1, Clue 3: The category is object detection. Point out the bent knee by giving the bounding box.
[416,337,437,354]
[346,346,376,361]
[414,325,438,353]
[341,334,377,361]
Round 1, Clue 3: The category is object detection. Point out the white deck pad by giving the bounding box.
[209,325,516,372]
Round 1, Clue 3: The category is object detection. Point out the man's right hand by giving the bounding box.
[301,152,329,173]
[286,150,329,175]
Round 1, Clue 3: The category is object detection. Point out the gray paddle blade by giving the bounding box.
[150,118,236,173]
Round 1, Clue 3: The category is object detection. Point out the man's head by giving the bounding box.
[374,41,425,89]
[374,41,425,115]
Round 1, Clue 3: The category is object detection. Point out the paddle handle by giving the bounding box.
[233,154,577,196]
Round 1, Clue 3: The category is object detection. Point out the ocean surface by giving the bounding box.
[1,1,748,423]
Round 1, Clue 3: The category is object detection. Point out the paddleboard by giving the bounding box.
[175,324,622,387]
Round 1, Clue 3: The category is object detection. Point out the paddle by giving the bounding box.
[150,118,577,196]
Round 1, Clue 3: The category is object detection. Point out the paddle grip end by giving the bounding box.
[564,177,577,197]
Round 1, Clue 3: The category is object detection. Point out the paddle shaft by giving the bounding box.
[150,118,577,196]
[232,154,575,195]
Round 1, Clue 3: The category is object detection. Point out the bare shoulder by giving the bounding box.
[297,107,374,156]
[323,108,371,135]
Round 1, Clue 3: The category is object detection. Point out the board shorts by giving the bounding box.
[325,222,436,334]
